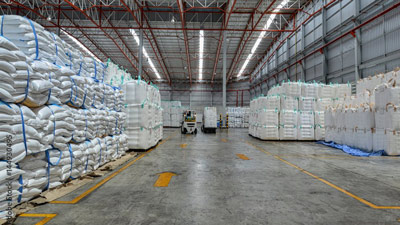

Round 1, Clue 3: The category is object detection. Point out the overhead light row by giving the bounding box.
[199,30,204,80]
[237,0,289,77]
[130,29,161,79]
[61,30,101,62]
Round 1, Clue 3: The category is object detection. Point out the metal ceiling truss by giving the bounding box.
[0,0,307,85]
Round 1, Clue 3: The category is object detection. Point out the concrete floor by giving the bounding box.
[15,128,400,225]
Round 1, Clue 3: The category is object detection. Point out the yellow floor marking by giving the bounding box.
[246,141,400,210]
[221,138,228,143]
[180,143,187,148]
[19,214,57,225]
[236,154,250,160]
[154,172,176,187]
[51,132,177,204]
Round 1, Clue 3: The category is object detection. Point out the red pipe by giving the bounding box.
[252,1,400,89]
[40,25,294,32]
[241,90,244,107]
[236,90,239,107]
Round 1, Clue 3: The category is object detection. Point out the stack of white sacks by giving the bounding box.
[0,15,129,218]
[161,101,183,127]
[124,80,163,149]
[227,107,250,128]
[203,107,218,128]
[325,68,400,155]
[249,80,351,140]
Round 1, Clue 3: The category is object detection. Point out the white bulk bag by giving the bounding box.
[385,130,400,155]
[318,84,335,99]
[372,129,386,152]
[258,109,279,126]
[299,97,316,111]
[315,125,325,141]
[315,111,325,126]
[301,83,319,98]
[316,98,333,111]
[279,125,297,140]
[280,95,298,110]
[279,110,298,126]
[258,126,279,140]
[298,111,314,126]
[298,125,314,140]
[282,81,301,97]
[266,95,280,110]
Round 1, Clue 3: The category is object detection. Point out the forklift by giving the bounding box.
[181,110,198,134]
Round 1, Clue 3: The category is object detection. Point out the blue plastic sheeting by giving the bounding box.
[317,141,385,157]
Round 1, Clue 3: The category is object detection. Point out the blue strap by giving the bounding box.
[47,72,52,104]
[0,99,11,108]
[44,148,62,190]
[81,85,88,108]
[1,16,4,36]
[114,117,118,135]
[18,105,28,155]
[68,144,76,180]
[16,163,23,203]
[16,68,30,104]
[27,18,39,60]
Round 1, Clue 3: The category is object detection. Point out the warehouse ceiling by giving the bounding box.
[0,0,308,85]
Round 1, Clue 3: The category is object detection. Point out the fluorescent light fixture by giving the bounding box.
[199,30,204,80]
[61,30,101,62]
[129,29,161,79]
[237,0,289,77]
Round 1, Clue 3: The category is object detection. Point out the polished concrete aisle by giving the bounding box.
[15,128,400,224]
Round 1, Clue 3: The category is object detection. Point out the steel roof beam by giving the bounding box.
[211,0,237,84]
[226,0,277,82]
[62,0,152,81]
[177,0,193,85]
[120,0,172,85]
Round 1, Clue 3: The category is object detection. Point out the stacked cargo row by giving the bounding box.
[161,101,183,127]
[249,81,351,140]
[0,15,129,218]
[227,107,250,128]
[124,80,163,150]
[325,68,400,155]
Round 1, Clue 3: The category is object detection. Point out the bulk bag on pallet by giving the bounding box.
[356,104,375,130]
[324,108,334,128]
[325,127,335,142]
[315,125,325,141]
[258,126,279,140]
[354,129,373,152]
[299,97,316,111]
[280,95,298,110]
[126,127,151,150]
[125,103,150,128]
[298,125,314,140]
[382,104,400,130]
[258,109,279,126]
[372,129,386,152]
[301,83,319,98]
[282,81,301,97]
[374,84,400,109]
[266,95,280,110]
[385,130,400,155]
[343,108,356,130]
[257,97,268,110]
[279,125,297,140]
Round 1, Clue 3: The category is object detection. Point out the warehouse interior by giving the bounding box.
[0,0,400,224]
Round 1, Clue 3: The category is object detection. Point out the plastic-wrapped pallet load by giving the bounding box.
[203,107,217,128]
[124,80,163,150]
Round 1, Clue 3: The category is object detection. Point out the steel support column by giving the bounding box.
[139,25,143,78]
[354,0,361,81]
[223,30,227,114]
[321,2,328,84]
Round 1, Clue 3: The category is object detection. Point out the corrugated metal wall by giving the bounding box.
[250,0,400,99]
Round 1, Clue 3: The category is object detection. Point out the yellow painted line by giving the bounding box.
[221,138,228,143]
[154,172,176,187]
[19,214,57,225]
[51,132,177,204]
[236,154,250,160]
[246,141,400,210]
[180,143,187,148]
